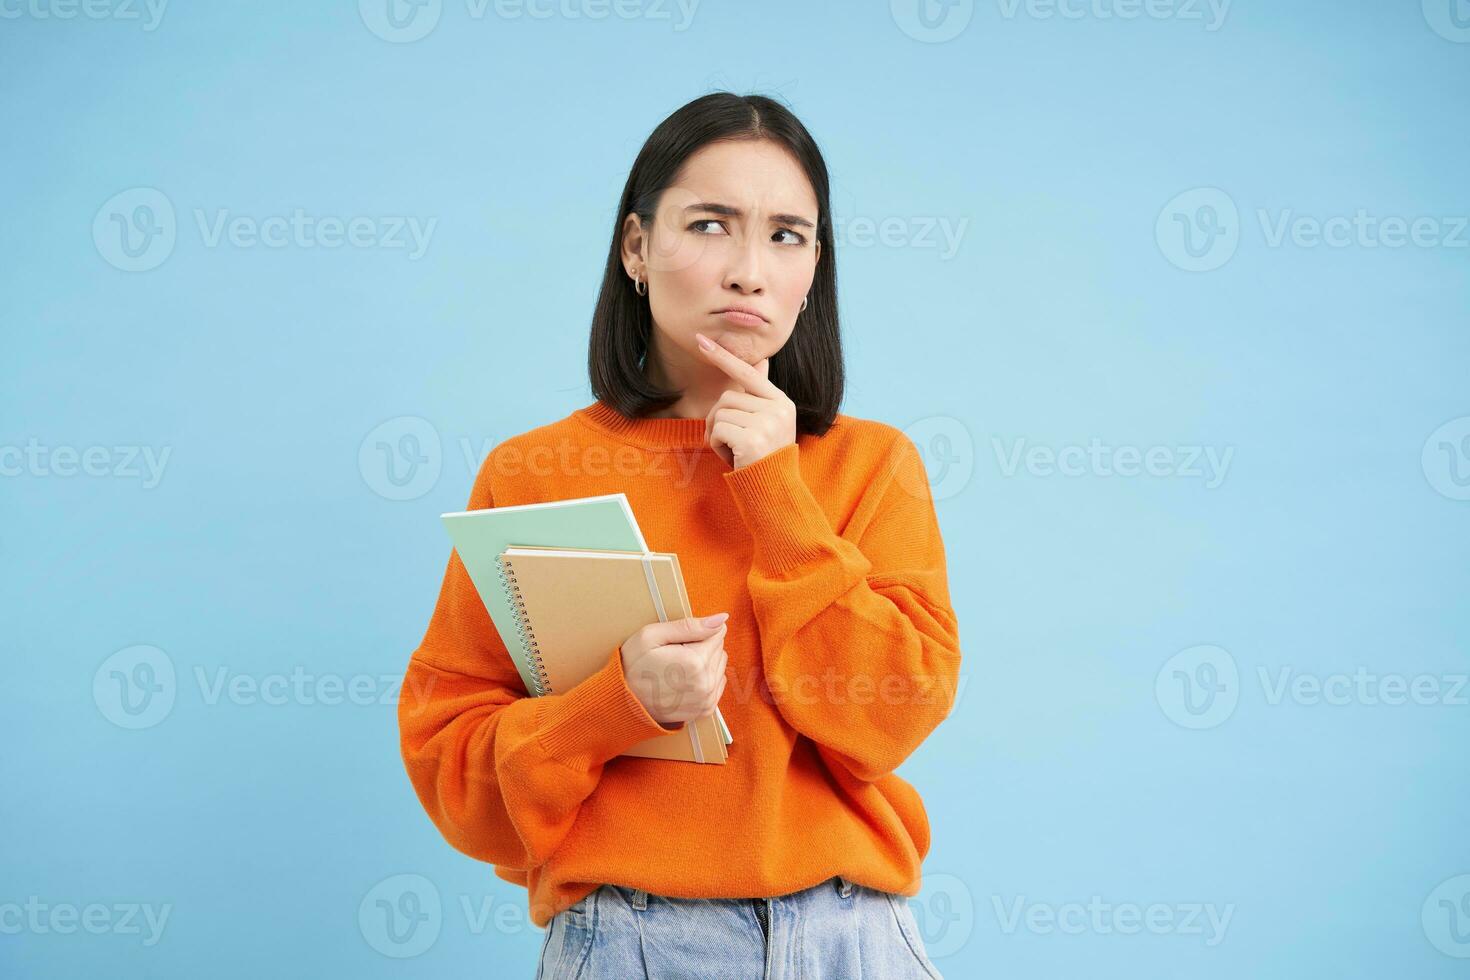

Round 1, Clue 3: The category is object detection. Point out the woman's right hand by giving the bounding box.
[619,613,730,728]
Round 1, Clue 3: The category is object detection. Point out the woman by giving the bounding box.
[398,92,960,979]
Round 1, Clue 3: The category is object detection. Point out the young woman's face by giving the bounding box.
[623,138,821,369]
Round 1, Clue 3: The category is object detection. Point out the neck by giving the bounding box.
[643,333,742,420]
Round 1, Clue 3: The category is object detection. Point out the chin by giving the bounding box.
[704,328,762,360]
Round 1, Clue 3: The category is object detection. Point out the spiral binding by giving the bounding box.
[495,554,552,696]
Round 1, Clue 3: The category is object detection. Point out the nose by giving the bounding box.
[721,234,766,295]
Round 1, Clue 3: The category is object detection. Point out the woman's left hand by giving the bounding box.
[696,332,797,470]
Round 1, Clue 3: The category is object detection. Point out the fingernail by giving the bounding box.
[702,613,729,627]
[696,333,714,351]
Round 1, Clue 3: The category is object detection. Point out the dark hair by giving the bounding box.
[587,92,843,437]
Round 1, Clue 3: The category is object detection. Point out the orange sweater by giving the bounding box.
[397,399,962,928]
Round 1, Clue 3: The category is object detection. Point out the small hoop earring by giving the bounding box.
[800,295,808,312]
[632,271,647,297]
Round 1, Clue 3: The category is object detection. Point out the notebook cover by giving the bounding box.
[499,545,730,754]
[441,495,731,746]
[499,548,726,765]
[442,494,645,695]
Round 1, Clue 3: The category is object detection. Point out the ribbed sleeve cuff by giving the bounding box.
[722,443,837,575]
[535,645,686,765]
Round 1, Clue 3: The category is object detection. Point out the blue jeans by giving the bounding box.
[534,875,944,979]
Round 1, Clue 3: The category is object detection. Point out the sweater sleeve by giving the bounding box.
[721,434,962,784]
[397,466,685,870]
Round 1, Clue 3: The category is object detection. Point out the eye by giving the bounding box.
[689,219,728,235]
[773,228,807,246]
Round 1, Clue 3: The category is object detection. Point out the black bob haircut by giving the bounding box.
[586,92,843,438]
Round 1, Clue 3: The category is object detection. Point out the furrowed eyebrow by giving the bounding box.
[684,202,816,231]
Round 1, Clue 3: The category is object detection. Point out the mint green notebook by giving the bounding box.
[441,492,732,745]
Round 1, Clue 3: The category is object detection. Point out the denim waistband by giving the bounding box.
[622,875,853,911]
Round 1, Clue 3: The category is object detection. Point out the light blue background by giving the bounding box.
[3,1,1467,977]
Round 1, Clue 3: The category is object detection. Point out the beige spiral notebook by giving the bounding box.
[495,546,728,765]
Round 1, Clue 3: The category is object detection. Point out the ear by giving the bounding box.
[620,212,646,269]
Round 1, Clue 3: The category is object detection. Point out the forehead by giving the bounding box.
[666,140,818,218]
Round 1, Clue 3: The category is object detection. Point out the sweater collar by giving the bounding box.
[575,399,712,451]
